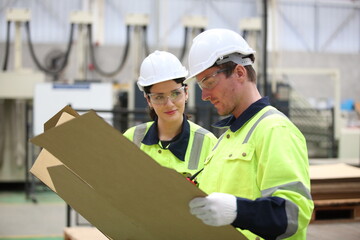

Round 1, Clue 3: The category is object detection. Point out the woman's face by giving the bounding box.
[146,80,188,123]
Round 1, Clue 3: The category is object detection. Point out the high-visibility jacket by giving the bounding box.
[123,119,217,175]
[198,103,314,240]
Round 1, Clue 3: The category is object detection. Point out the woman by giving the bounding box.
[123,51,217,177]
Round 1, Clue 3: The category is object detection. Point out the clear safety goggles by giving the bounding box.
[147,86,186,105]
[197,68,229,90]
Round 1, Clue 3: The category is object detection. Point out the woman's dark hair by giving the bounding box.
[143,78,188,121]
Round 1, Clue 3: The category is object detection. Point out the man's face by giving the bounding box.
[196,67,237,116]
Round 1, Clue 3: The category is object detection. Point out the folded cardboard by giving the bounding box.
[310,163,360,200]
[310,163,360,180]
[30,106,246,240]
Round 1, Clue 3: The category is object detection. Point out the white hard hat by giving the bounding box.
[185,28,255,83]
[137,50,188,91]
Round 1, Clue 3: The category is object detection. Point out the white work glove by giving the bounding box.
[189,192,237,227]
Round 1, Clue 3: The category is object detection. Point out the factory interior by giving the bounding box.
[0,0,360,239]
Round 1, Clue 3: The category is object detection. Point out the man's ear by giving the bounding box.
[233,64,247,85]
[234,64,246,79]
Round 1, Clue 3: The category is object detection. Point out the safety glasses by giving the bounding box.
[197,68,229,90]
[147,86,186,105]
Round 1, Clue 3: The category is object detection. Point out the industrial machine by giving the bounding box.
[0,9,45,185]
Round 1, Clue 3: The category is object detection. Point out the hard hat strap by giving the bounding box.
[216,53,253,66]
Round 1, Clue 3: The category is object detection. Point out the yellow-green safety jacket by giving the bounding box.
[123,118,217,175]
[197,98,314,240]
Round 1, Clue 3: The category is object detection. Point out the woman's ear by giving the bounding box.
[144,93,153,108]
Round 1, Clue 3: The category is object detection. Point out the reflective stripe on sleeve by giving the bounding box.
[261,181,312,239]
[261,181,312,200]
[278,199,299,239]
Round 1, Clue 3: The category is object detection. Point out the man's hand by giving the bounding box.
[189,192,237,226]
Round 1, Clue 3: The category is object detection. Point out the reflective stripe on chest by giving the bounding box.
[132,123,209,170]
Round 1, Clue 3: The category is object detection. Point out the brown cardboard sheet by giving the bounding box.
[43,105,80,131]
[30,107,246,240]
[30,111,75,191]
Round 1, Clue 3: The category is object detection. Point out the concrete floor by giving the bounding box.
[0,190,67,238]
[308,222,360,240]
[1,190,360,239]
[0,201,66,237]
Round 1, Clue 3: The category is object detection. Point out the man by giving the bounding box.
[185,28,314,240]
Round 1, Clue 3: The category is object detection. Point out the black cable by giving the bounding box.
[179,26,189,63]
[242,30,248,40]
[2,21,11,71]
[25,21,74,75]
[262,0,268,97]
[142,25,150,57]
[87,24,130,78]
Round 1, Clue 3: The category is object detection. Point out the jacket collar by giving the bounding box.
[142,115,190,161]
[213,97,270,132]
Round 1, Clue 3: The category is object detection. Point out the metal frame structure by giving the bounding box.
[268,67,341,140]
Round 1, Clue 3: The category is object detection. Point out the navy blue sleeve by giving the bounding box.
[231,196,287,240]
